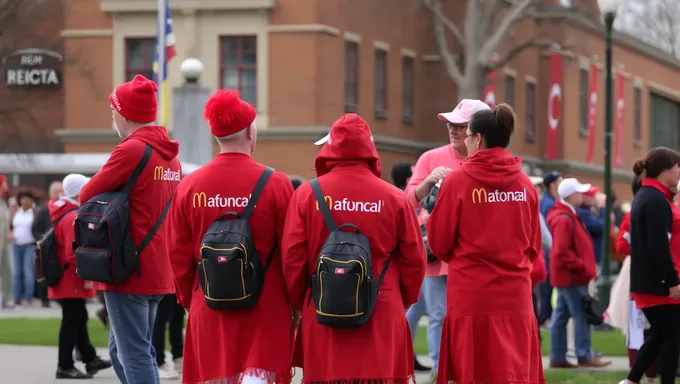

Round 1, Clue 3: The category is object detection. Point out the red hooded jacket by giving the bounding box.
[79,126,180,295]
[282,114,426,383]
[47,198,96,300]
[426,147,543,384]
[546,201,597,287]
[616,212,631,256]
[168,152,294,384]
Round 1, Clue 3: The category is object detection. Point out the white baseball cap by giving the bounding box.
[557,178,591,200]
[529,176,544,186]
[437,99,491,124]
[62,174,90,199]
[314,132,375,146]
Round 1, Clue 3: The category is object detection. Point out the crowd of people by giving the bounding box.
[0,73,680,384]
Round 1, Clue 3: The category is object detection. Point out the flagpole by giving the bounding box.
[156,0,166,126]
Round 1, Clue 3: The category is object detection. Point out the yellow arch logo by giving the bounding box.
[153,166,164,180]
[471,188,488,204]
[315,195,332,210]
[192,192,207,208]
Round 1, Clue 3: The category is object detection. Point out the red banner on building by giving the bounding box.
[483,68,496,109]
[586,63,598,163]
[545,53,563,160]
[615,73,625,165]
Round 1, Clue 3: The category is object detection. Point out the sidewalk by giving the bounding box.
[0,301,102,318]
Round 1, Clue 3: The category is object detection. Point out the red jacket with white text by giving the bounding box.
[79,126,180,294]
[546,201,597,287]
[168,153,294,384]
[47,198,96,300]
[425,147,543,384]
[282,114,426,383]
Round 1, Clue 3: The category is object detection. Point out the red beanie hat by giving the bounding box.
[109,75,158,124]
[203,89,256,137]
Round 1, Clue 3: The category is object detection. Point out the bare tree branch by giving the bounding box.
[422,0,465,47]
[490,38,555,71]
[615,0,680,58]
[425,0,465,85]
[477,0,533,64]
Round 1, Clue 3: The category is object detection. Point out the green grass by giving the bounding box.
[413,327,628,357]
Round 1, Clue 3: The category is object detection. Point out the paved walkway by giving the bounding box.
[0,343,630,383]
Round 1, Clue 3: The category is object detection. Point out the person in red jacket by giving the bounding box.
[282,113,426,383]
[546,178,611,368]
[168,89,294,384]
[51,174,112,379]
[426,103,543,384]
[78,75,180,384]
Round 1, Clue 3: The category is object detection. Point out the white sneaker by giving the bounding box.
[173,357,183,373]
[618,380,628,384]
[158,363,180,380]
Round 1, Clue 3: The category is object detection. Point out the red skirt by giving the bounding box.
[437,313,545,384]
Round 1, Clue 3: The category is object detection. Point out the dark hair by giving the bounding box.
[632,147,680,187]
[468,103,516,148]
[631,177,641,195]
[289,177,304,190]
[391,162,413,190]
[16,190,33,202]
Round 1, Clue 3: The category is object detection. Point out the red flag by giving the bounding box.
[615,73,625,165]
[586,64,598,163]
[483,68,496,108]
[545,53,563,160]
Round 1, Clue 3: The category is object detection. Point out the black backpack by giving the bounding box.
[34,209,77,287]
[73,144,173,284]
[197,167,275,310]
[309,179,392,328]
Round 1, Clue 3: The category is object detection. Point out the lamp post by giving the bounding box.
[597,0,621,309]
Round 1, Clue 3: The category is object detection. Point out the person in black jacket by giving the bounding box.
[625,147,680,384]
[32,181,63,308]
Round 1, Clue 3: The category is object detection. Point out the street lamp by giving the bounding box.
[597,0,621,309]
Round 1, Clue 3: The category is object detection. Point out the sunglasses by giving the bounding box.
[446,122,467,132]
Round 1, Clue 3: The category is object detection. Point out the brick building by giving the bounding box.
[4,0,680,201]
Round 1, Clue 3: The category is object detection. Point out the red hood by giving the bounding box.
[546,200,575,223]
[121,126,179,161]
[314,114,381,177]
[459,147,523,189]
[48,198,79,221]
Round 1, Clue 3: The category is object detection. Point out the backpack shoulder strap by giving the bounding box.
[310,178,336,232]
[53,209,77,226]
[242,167,275,221]
[137,193,174,255]
[122,144,153,195]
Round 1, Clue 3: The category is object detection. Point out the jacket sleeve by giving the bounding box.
[79,141,144,204]
[426,173,461,263]
[540,213,553,249]
[60,213,77,265]
[530,250,547,286]
[528,200,541,263]
[168,189,195,309]
[281,187,310,311]
[396,198,427,307]
[404,152,431,209]
[549,215,584,271]
[616,213,631,256]
[579,207,605,236]
[642,197,680,288]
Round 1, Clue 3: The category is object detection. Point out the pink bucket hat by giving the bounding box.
[437,99,491,124]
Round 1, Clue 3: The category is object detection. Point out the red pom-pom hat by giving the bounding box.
[203,89,256,137]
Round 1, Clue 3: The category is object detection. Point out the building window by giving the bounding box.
[125,38,155,81]
[649,92,680,150]
[374,48,388,118]
[402,56,414,123]
[579,69,589,137]
[525,82,536,142]
[504,74,515,107]
[220,36,257,107]
[634,87,641,147]
[344,41,359,112]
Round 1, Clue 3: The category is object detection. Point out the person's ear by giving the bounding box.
[476,133,482,150]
